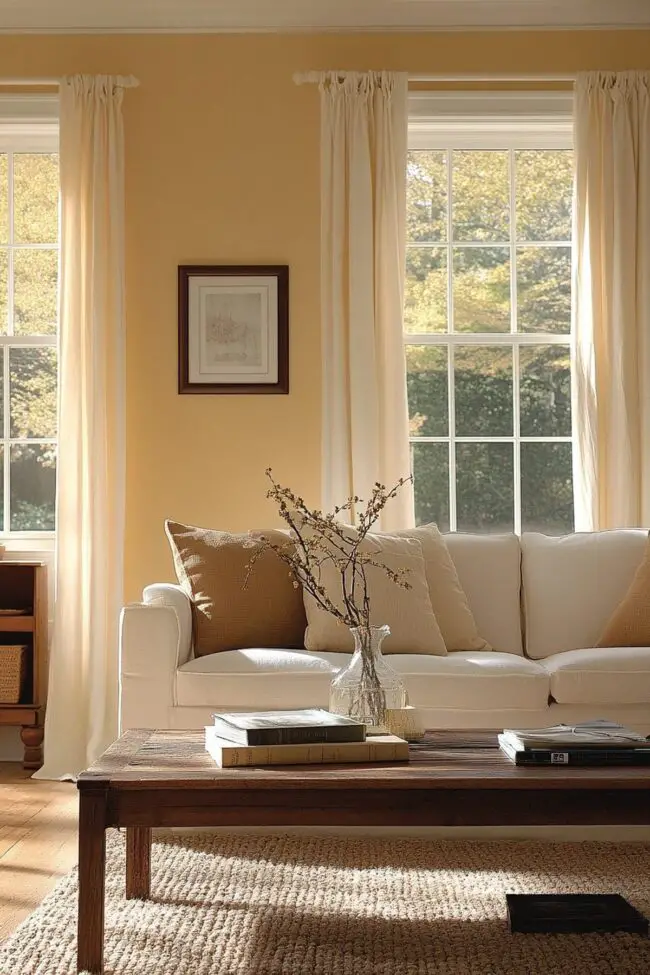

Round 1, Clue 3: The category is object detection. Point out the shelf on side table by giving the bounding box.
[0,562,47,769]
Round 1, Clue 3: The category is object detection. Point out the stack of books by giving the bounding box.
[498,719,650,766]
[205,707,410,768]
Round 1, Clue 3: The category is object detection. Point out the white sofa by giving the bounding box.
[120,530,650,734]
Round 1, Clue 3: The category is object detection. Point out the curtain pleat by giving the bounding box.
[34,75,130,779]
[573,71,650,529]
[319,71,415,528]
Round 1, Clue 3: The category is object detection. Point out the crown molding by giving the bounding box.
[0,1,648,34]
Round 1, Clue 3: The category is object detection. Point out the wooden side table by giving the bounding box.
[0,561,47,769]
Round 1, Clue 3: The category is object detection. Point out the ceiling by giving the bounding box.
[0,0,649,33]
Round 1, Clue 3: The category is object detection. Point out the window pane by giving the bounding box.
[0,347,4,432]
[13,248,58,334]
[453,247,510,332]
[516,150,573,242]
[10,444,56,531]
[405,247,447,333]
[13,153,59,244]
[412,441,449,531]
[10,347,57,439]
[0,154,7,243]
[452,150,509,242]
[406,345,448,437]
[0,248,7,335]
[455,346,513,436]
[0,446,3,530]
[407,150,447,242]
[456,442,514,532]
[517,246,571,334]
[520,345,571,437]
[521,442,574,534]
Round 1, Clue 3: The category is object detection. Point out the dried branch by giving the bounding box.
[245,470,413,630]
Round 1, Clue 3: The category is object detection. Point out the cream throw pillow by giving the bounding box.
[597,533,650,648]
[301,528,447,655]
[391,524,490,651]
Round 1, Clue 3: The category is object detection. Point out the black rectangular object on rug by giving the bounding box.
[506,894,649,934]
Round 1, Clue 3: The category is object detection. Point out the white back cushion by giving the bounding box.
[521,530,648,658]
[444,533,522,654]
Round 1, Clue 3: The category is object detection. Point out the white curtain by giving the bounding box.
[573,71,650,530]
[34,75,135,779]
[319,71,415,529]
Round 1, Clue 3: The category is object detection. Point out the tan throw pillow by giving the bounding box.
[301,528,447,655]
[391,524,490,651]
[597,534,650,648]
[165,521,306,656]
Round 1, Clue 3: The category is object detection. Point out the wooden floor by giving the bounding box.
[0,763,78,943]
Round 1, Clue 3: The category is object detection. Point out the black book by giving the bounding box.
[499,734,650,767]
[507,894,648,935]
[211,708,367,746]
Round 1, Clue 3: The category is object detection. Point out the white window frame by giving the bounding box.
[406,91,573,535]
[0,96,58,548]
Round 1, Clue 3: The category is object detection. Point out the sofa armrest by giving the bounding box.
[143,583,193,666]
[119,584,193,731]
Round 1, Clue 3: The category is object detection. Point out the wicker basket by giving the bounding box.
[0,645,28,704]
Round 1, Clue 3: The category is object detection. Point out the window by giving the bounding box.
[0,99,58,536]
[405,92,574,534]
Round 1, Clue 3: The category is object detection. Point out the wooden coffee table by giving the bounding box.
[76,728,650,973]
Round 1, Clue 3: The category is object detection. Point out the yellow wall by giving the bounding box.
[0,31,648,599]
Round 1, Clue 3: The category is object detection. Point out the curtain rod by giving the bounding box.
[294,72,575,85]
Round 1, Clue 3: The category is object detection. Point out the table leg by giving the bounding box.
[77,787,107,975]
[126,827,152,900]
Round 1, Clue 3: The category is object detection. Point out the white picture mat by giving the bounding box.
[188,275,278,384]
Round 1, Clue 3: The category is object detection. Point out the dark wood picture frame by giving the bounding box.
[178,265,289,394]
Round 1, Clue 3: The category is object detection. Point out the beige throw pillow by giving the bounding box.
[301,528,447,655]
[391,524,490,651]
[165,521,306,657]
[597,534,650,648]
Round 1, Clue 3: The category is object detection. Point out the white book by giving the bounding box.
[502,719,648,750]
[205,726,409,768]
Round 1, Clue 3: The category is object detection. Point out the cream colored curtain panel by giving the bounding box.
[319,71,415,528]
[573,72,650,530]
[34,75,134,779]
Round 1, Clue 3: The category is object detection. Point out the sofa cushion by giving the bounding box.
[391,524,490,651]
[541,647,650,705]
[165,521,306,656]
[443,533,523,655]
[176,648,549,711]
[521,530,648,659]
[598,534,650,647]
[302,529,447,655]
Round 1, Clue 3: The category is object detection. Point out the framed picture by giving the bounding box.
[178,265,289,394]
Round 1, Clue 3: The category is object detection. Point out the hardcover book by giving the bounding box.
[507,894,649,935]
[210,708,366,746]
[205,726,408,767]
[501,720,648,751]
[498,734,650,767]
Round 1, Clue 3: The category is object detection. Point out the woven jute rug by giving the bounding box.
[2,833,650,975]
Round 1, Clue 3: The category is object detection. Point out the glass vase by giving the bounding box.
[329,624,407,733]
